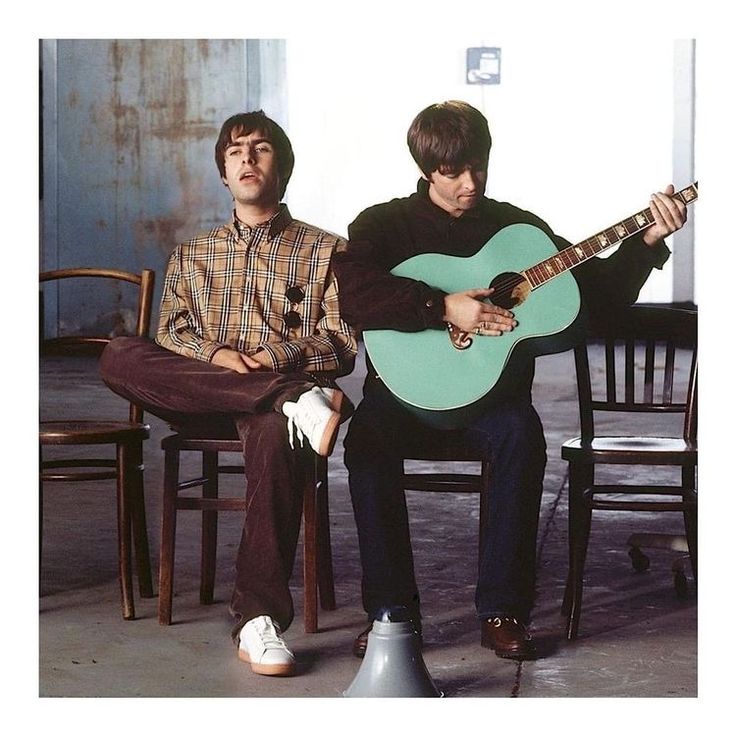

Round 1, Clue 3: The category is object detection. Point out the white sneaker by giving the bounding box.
[321,387,354,420]
[282,386,348,456]
[238,615,295,676]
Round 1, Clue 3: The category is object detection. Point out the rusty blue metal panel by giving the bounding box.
[41,39,287,337]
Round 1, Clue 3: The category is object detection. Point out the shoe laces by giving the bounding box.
[284,388,330,451]
[285,412,304,450]
[252,616,291,653]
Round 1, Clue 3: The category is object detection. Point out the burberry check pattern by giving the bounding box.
[156,206,357,376]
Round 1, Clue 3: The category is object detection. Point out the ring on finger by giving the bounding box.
[475,327,481,335]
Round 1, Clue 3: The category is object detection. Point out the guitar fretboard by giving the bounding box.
[523,182,698,289]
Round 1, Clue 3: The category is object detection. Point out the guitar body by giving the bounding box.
[363,224,582,428]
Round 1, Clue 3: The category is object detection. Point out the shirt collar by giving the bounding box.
[230,204,293,240]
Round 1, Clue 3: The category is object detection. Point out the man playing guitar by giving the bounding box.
[333,100,686,660]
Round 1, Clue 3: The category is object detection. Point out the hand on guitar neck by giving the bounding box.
[641,184,688,246]
[442,288,517,337]
[443,183,685,341]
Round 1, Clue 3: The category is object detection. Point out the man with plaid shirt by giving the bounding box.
[101,111,357,676]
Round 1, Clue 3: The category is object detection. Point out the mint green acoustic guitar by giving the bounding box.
[363,183,698,429]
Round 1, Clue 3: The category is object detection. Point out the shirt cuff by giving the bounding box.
[254,342,300,372]
[646,239,671,269]
[203,342,233,362]
[420,288,448,328]
[630,233,671,270]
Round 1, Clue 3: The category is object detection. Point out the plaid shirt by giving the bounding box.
[156,206,357,377]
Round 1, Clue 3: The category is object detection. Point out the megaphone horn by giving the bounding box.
[343,607,442,698]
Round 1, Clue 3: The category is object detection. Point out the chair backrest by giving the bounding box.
[40,267,155,423]
[574,305,697,443]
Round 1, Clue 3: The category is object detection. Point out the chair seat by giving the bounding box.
[161,433,241,453]
[40,420,150,445]
[562,435,697,464]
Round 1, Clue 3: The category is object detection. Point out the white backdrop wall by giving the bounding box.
[285,37,694,304]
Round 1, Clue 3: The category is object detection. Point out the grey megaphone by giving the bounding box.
[344,606,442,697]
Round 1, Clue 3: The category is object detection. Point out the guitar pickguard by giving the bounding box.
[446,322,473,350]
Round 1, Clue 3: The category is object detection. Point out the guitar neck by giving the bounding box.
[523,182,698,289]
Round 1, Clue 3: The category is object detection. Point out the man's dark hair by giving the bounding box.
[407,100,492,176]
[215,110,295,198]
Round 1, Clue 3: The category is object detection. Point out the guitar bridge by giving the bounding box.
[446,322,472,350]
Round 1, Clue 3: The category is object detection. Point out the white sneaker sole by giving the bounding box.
[316,411,341,457]
[315,389,353,457]
[238,647,295,676]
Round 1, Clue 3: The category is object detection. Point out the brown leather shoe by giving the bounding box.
[481,616,537,660]
[352,623,373,658]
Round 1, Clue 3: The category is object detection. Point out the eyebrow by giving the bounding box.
[226,136,273,150]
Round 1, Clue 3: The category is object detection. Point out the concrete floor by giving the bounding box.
[39,347,697,702]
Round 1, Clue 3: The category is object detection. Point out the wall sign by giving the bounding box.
[466,47,501,85]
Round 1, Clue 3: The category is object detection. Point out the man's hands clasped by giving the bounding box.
[210,348,272,373]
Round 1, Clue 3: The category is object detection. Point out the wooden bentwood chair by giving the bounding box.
[157,435,336,633]
[561,305,697,640]
[40,268,156,620]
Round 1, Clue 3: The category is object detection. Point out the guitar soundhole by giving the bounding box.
[489,272,530,309]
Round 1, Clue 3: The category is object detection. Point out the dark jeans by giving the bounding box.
[344,379,547,625]
[99,337,317,635]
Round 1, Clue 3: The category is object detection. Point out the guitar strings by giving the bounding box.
[490,211,658,292]
[477,186,697,297]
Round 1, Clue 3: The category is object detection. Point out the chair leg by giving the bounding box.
[562,467,578,616]
[158,446,179,625]
[117,444,136,620]
[315,456,336,611]
[682,467,697,582]
[129,441,154,598]
[302,458,318,634]
[39,446,44,565]
[683,507,697,582]
[478,459,491,560]
[200,451,219,605]
[564,462,593,641]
